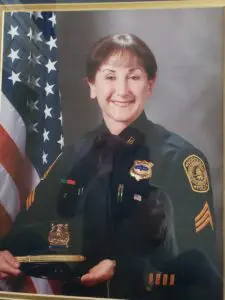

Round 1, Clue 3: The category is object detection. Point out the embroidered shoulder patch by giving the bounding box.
[183,154,209,193]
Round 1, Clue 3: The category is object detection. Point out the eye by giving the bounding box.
[129,75,140,80]
[105,75,116,81]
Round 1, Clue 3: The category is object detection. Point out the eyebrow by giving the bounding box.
[101,68,116,73]
[128,68,143,73]
[100,67,143,73]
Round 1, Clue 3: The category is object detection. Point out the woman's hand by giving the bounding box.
[81,259,116,287]
[0,250,21,279]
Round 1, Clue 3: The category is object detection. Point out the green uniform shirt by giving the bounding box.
[0,112,221,299]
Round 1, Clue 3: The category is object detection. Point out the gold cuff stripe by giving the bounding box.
[148,273,175,286]
[155,273,161,285]
[162,274,168,286]
[170,274,175,285]
[148,273,154,285]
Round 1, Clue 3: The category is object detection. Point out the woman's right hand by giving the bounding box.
[0,250,21,279]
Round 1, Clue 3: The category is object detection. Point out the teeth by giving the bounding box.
[111,101,131,107]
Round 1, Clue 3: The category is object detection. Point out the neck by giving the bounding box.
[104,119,128,135]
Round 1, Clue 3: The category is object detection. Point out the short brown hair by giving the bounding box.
[86,34,157,82]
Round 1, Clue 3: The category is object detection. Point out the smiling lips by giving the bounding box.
[110,100,134,107]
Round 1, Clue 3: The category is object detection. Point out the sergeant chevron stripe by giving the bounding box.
[195,202,214,233]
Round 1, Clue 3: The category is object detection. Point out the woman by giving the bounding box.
[0,34,221,299]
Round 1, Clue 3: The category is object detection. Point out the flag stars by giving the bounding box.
[27,28,33,40]
[33,12,43,20]
[27,100,39,112]
[42,151,48,165]
[28,76,41,88]
[46,36,57,51]
[45,82,55,96]
[28,122,39,133]
[43,128,50,142]
[57,135,64,150]
[48,13,56,27]
[8,25,19,39]
[33,31,43,42]
[27,28,43,42]
[8,71,21,85]
[28,52,41,65]
[44,105,53,119]
[45,59,57,73]
[8,11,63,184]
[34,77,41,87]
[59,113,63,126]
[8,48,20,63]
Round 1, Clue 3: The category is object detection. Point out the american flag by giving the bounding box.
[0,11,63,294]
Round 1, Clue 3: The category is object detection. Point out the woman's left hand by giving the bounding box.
[80,259,116,287]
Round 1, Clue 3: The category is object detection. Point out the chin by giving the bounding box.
[111,114,135,123]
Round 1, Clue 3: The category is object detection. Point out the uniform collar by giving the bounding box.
[99,112,149,146]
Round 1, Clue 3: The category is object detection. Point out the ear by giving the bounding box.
[86,78,97,99]
[147,76,156,96]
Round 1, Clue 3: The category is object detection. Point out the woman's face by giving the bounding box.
[88,52,155,126]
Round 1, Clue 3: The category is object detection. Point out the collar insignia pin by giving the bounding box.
[127,136,135,144]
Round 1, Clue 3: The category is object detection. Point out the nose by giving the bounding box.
[115,78,129,97]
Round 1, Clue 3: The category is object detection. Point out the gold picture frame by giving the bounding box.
[0,1,224,300]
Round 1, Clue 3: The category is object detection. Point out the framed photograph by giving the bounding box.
[0,1,223,300]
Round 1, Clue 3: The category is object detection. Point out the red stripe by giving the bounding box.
[0,203,12,237]
[0,125,35,207]
[23,277,37,293]
[49,280,62,295]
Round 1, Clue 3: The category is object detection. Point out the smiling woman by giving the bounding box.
[87,34,157,134]
[0,33,222,300]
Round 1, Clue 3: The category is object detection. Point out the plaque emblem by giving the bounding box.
[130,160,154,181]
[48,223,70,248]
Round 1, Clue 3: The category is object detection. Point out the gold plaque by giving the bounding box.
[183,154,209,193]
[48,223,70,248]
[130,160,153,181]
